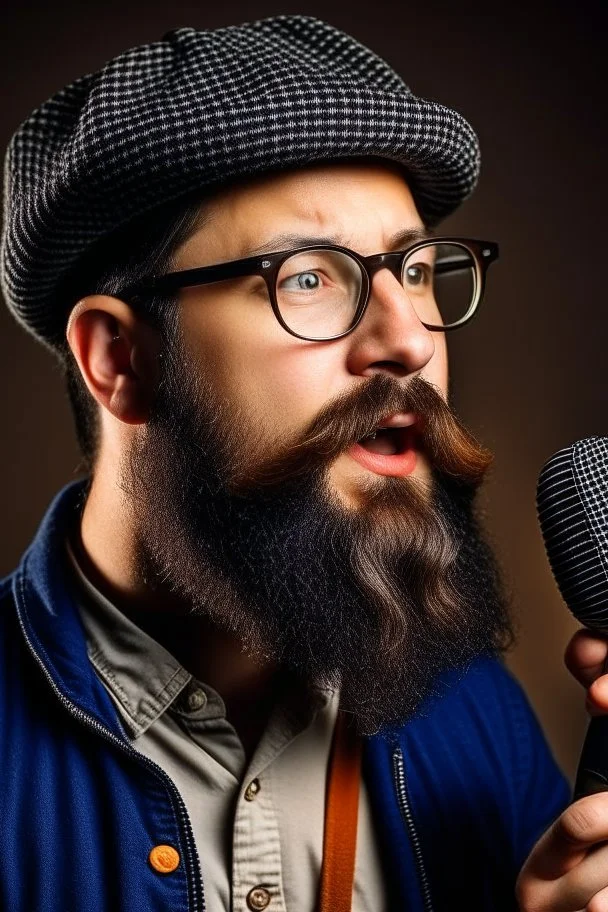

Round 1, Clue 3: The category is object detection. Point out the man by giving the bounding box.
[1,15,607,912]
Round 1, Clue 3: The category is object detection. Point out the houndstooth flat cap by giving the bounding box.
[1,15,481,349]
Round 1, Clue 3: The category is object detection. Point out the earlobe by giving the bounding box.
[66,296,158,425]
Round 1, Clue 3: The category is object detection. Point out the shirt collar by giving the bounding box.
[66,535,192,738]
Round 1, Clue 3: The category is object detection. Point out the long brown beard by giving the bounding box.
[121,335,513,734]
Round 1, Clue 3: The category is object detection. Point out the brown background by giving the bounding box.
[1,0,606,782]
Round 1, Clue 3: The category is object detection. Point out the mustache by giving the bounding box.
[228,373,493,491]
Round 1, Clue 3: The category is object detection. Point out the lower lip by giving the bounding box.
[347,438,418,477]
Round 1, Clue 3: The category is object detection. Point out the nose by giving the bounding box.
[345,268,436,378]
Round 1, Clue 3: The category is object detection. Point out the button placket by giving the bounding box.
[233,765,286,912]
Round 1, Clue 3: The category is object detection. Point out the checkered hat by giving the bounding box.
[1,15,481,349]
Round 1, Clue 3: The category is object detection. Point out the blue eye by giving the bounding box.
[282,272,321,291]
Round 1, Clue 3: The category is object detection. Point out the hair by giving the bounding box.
[54,192,208,473]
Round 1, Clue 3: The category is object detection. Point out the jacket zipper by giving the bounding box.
[392,746,433,912]
[16,600,206,912]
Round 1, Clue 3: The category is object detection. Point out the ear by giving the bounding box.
[66,295,162,424]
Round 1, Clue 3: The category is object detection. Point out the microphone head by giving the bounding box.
[537,436,608,630]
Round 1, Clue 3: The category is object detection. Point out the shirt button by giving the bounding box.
[244,778,261,801]
[247,886,271,910]
[149,844,180,874]
[187,687,207,711]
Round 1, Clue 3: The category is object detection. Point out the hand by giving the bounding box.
[565,630,608,717]
[516,793,608,911]
[515,630,608,910]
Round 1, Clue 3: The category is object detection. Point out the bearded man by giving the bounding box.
[2,15,607,912]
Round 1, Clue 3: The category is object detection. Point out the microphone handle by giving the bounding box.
[574,655,608,801]
[574,716,608,800]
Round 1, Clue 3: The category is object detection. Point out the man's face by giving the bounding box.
[123,160,512,734]
[173,161,447,506]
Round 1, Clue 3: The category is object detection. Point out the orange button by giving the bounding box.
[149,844,180,874]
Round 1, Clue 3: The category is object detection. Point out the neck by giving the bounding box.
[77,468,279,754]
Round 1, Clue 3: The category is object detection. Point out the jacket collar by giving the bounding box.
[12,479,128,739]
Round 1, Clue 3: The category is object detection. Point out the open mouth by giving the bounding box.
[348,415,420,477]
[357,425,413,455]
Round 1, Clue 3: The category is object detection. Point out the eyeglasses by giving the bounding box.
[120,237,499,342]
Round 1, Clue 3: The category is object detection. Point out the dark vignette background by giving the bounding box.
[1,0,606,780]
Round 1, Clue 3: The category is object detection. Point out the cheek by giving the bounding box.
[180,301,337,437]
[229,350,338,438]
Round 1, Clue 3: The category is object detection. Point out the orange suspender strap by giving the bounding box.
[318,710,362,912]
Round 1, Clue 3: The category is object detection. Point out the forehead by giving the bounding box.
[176,160,425,268]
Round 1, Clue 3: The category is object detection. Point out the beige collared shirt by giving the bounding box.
[65,539,388,912]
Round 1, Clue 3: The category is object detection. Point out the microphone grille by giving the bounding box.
[537,437,608,628]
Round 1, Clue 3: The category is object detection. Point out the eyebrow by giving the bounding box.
[242,226,432,258]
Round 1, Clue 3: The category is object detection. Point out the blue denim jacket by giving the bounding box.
[0,482,570,911]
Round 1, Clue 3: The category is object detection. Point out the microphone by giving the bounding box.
[537,436,608,800]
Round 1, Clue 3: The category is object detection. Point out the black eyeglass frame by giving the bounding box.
[119,236,499,342]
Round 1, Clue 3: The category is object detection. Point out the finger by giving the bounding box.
[585,883,608,912]
[565,629,608,688]
[549,843,608,912]
[523,793,608,881]
[587,677,608,715]
[519,842,608,912]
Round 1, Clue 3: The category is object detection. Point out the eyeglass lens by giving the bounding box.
[275,243,478,339]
